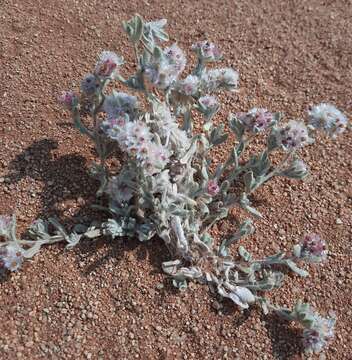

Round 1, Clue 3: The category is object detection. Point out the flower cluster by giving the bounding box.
[192,41,222,62]
[276,120,310,151]
[298,233,327,263]
[103,91,138,120]
[237,108,274,133]
[144,44,186,89]
[201,67,239,92]
[0,243,24,272]
[308,103,348,138]
[198,95,218,112]
[302,313,335,353]
[176,75,199,96]
[94,51,123,79]
[58,91,77,110]
[102,118,169,175]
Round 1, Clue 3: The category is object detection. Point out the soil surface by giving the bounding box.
[0,0,351,359]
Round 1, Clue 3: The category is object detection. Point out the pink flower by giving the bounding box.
[58,91,77,110]
[207,180,220,196]
[192,41,222,62]
[300,233,327,262]
[276,120,311,151]
[237,108,273,133]
[95,51,123,78]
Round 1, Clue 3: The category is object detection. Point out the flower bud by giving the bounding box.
[302,315,335,353]
[297,233,327,263]
[279,159,309,179]
[58,91,78,111]
[207,180,220,196]
[0,215,11,238]
[80,73,100,95]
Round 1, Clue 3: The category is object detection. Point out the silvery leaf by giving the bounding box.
[243,171,256,193]
[229,114,244,140]
[284,259,309,277]
[238,246,252,262]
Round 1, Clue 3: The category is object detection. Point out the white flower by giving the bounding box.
[103,91,138,120]
[0,243,24,272]
[94,51,123,78]
[191,41,221,62]
[199,95,218,110]
[276,120,311,151]
[143,143,170,175]
[101,113,129,140]
[177,75,199,96]
[201,67,239,92]
[308,103,348,138]
[237,108,274,133]
[144,44,186,89]
[164,43,186,73]
[303,314,335,353]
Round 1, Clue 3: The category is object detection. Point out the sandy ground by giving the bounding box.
[0,0,351,359]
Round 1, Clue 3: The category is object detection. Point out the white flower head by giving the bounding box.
[303,314,335,353]
[202,67,239,92]
[308,103,348,138]
[106,175,135,203]
[192,41,222,62]
[103,91,138,120]
[177,75,199,96]
[0,243,24,272]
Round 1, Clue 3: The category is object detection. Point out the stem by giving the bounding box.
[248,151,295,195]
[193,58,204,77]
[134,44,140,67]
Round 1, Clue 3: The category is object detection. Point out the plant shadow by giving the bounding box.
[262,313,304,359]
[4,138,101,227]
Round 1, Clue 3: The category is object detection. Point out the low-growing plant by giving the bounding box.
[1,15,349,354]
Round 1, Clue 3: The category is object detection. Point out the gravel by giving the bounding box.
[0,0,351,359]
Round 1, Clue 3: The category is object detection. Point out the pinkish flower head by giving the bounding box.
[192,41,222,62]
[300,233,327,262]
[199,95,218,109]
[207,180,220,196]
[237,108,274,133]
[178,75,199,96]
[302,315,335,353]
[95,51,123,78]
[276,120,311,151]
[58,91,77,110]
